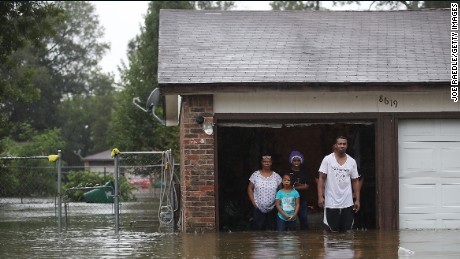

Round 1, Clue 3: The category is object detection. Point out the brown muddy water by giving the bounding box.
[1,194,460,258]
[1,221,460,258]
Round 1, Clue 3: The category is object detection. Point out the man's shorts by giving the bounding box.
[323,206,354,232]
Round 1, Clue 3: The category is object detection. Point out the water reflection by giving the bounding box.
[249,232,281,258]
[277,233,300,258]
[1,221,460,258]
[321,233,355,259]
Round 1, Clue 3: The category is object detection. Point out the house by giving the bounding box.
[81,150,114,175]
[158,9,460,232]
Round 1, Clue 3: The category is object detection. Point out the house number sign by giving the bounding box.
[379,95,398,108]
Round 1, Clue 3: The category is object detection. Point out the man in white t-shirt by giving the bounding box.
[317,136,361,232]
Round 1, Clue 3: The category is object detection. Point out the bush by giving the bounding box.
[63,170,136,202]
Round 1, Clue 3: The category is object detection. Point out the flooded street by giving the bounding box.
[1,220,460,258]
[1,191,460,258]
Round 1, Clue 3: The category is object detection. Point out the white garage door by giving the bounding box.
[399,119,460,229]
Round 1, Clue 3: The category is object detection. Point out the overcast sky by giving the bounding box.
[92,1,371,82]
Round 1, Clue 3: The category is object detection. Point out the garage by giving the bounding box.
[158,9,458,232]
[398,119,460,229]
[217,121,376,231]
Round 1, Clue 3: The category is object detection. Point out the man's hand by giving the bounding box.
[318,197,325,208]
[353,200,360,213]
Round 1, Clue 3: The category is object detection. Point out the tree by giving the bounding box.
[108,1,197,153]
[1,1,115,168]
[270,1,323,10]
[0,129,64,196]
[270,1,452,11]
[7,1,112,135]
[0,2,59,63]
[423,1,451,8]
[365,1,451,10]
[0,1,61,141]
[196,1,235,10]
[45,1,111,97]
[109,0,238,155]
[58,93,114,166]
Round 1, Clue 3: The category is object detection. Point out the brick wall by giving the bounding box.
[180,95,215,232]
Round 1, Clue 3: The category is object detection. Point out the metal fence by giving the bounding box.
[113,150,179,233]
[0,152,62,228]
[0,149,179,234]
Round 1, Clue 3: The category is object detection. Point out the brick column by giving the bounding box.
[180,95,215,232]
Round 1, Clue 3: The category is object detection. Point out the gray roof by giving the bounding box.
[158,9,450,88]
[81,150,113,162]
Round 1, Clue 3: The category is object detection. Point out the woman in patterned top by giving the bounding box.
[248,155,282,230]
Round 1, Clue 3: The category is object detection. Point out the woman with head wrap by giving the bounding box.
[287,151,310,230]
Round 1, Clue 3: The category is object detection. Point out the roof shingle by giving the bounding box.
[158,9,450,86]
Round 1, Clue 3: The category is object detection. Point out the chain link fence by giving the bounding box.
[0,155,60,223]
[0,150,179,233]
[114,150,179,233]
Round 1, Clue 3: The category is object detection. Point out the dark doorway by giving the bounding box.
[217,122,376,231]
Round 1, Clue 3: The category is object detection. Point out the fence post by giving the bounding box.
[57,149,62,232]
[114,153,120,235]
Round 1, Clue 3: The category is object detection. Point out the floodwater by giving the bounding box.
[1,193,460,258]
[1,221,460,258]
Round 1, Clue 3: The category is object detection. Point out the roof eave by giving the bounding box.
[159,81,450,95]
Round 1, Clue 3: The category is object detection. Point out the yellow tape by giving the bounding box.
[111,148,120,158]
[48,155,59,162]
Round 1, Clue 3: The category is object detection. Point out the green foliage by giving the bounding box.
[196,1,235,10]
[4,128,63,157]
[271,1,452,11]
[109,1,239,156]
[0,129,63,197]
[368,1,421,10]
[63,170,136,202]
[108,1,191,153]
[422,1,452,8]
[45,1,111,96]
[15,1,109,123]
[0,162,56,197]
[0,1,60,62]
[366,1,451,10]
[1,1,115,171]
[58,94,114,166]
[4,1,113,142]
[270,1,322,10]
[0,1,61,141]
[0,168,20,197]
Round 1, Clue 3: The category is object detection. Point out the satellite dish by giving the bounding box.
[146,88,160,113]
[132,88,165,125]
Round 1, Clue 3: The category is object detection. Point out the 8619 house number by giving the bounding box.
[379,95,398,108]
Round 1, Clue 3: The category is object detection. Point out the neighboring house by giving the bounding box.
[81,150,114,174]
[158,9,459,232]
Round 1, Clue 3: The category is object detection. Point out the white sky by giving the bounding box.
[92,1,373,83]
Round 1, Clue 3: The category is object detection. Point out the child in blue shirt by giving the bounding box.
[275,174,300,231]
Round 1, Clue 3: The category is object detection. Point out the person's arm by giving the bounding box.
[294,180,308,191]
[293,171,309,191]
[352,178,361,213]
[317,172,327,208]
[275,199,283,215]
[248,182,257,208]
[291,197,300,220]
[276,198,290,219]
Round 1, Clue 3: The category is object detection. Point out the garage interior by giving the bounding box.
[217,121,376,231]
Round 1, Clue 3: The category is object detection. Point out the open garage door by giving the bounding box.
[399,119,460,229]
[217,122,376,231]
